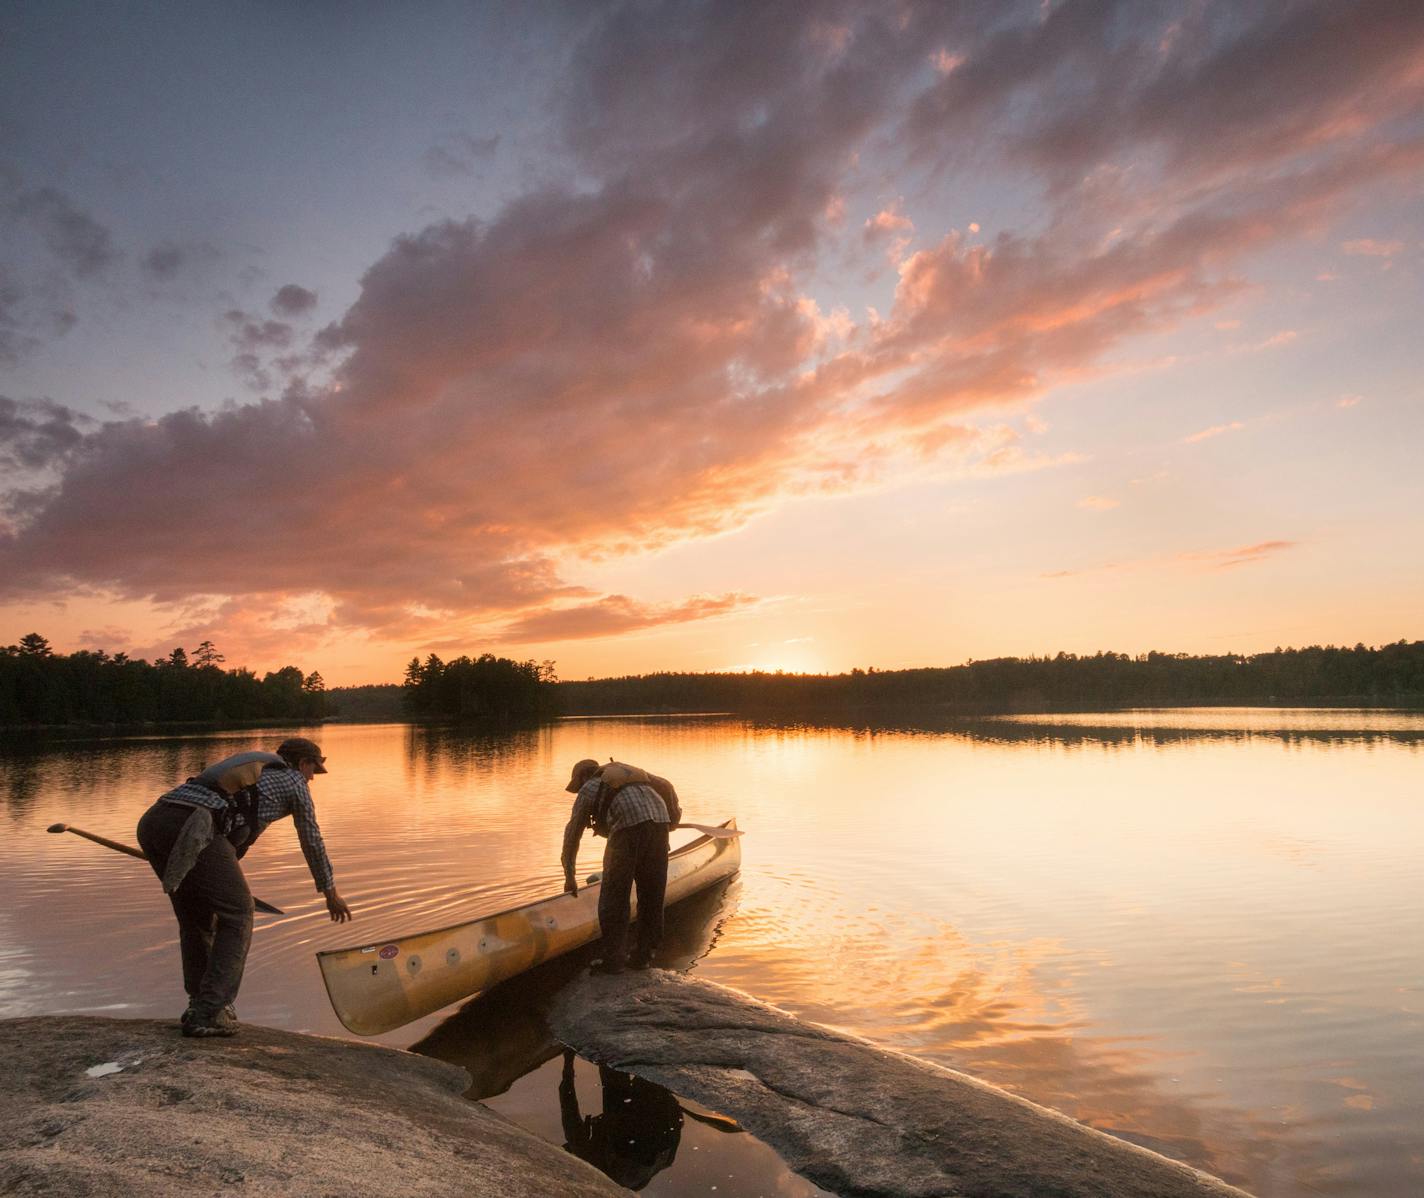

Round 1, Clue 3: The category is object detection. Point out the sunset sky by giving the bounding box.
[1,1,1421,685]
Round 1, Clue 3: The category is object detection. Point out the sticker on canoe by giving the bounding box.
[378,944,400,960]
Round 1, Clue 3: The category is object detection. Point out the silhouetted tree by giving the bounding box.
[18,633,52,657]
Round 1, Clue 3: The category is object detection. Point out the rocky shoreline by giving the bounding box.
[0,1016,623,1197]
[4,977,1255,1197]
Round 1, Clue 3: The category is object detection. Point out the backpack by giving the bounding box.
[190,750,292,855]
[589,761,677,837]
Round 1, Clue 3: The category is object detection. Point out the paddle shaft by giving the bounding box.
[48,823,285,915]
[57,824,146,860]
[675,822,743,839]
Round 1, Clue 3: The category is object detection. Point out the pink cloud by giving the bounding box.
[905,0,1424,193]
[1179,541,1298,570]
[1046,539,1297,579]
[1341,238,1405,256]
[865,202,914,235]
[1184,420,1246,444]
[0,4,1417,663]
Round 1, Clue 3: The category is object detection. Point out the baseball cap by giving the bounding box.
[277,737,328,773]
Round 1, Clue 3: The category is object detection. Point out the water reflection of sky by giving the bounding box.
[2,710,1421,1198]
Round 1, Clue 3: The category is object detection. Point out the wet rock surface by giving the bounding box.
[551,970,1255,1198]
[0,1016,624,1197]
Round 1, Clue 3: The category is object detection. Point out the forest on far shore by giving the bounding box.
[0,633,327,726]
[551,641,1424,716]
[0,635,554,727]
[5,635,1421,727]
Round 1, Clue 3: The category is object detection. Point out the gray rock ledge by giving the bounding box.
[0,1016,624,1198]
[550,970,1255,1198]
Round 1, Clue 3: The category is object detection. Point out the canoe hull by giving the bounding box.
[317,820,740,1036]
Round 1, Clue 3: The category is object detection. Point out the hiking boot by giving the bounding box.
[183,1006,240,1038]
[182,1003,234,1028]
[589,959,625,976]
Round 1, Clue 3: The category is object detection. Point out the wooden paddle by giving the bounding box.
[47,822,285,915]
[675,822,743,839]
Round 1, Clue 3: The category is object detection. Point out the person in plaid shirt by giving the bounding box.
[136,737,352,1037]
[561,758,681,974]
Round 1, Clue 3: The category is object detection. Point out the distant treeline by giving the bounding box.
[400,653,559,720]
[17,632,1417,728]
[326,683,404,722]
[556,642,1424,715]
[0,633,327,726]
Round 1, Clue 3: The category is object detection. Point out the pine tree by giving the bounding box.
[18,632,52,657]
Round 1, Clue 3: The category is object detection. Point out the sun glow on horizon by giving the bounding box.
[0,4,1419,683]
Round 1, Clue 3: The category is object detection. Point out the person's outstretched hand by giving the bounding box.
[324,887,353,922]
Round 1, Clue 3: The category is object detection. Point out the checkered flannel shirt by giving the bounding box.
[160,767,335,892]
[561,779,678,875]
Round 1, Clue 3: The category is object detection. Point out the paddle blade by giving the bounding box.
[676,822,744,839]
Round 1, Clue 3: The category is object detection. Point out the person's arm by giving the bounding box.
[283,774,352,922]
[561,784,595,893]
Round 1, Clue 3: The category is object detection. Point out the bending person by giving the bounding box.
[561,758,681,974]
[136,736,352,1038]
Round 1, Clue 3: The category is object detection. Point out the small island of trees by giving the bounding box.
[401,653,559,721]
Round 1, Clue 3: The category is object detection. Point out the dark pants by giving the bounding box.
[598,820,669,967]
[137,801,254,1015]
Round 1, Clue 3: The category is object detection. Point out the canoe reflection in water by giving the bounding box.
[411,876,739,1099]
[560,1049,682,1191]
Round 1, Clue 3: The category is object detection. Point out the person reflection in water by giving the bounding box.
[559,1049,682,1190]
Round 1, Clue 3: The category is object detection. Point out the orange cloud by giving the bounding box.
[0,3,1417,665]
[501,592,756,643]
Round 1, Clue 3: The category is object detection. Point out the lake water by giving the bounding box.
[1,709,1420,1197]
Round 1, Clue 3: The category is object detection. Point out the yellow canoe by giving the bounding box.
[317,820,741,1036]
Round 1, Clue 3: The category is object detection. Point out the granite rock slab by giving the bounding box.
[551,970,1255,1198]
[0,1016,624,1198]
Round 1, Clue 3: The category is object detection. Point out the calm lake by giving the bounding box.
[2,709,1420,1197]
